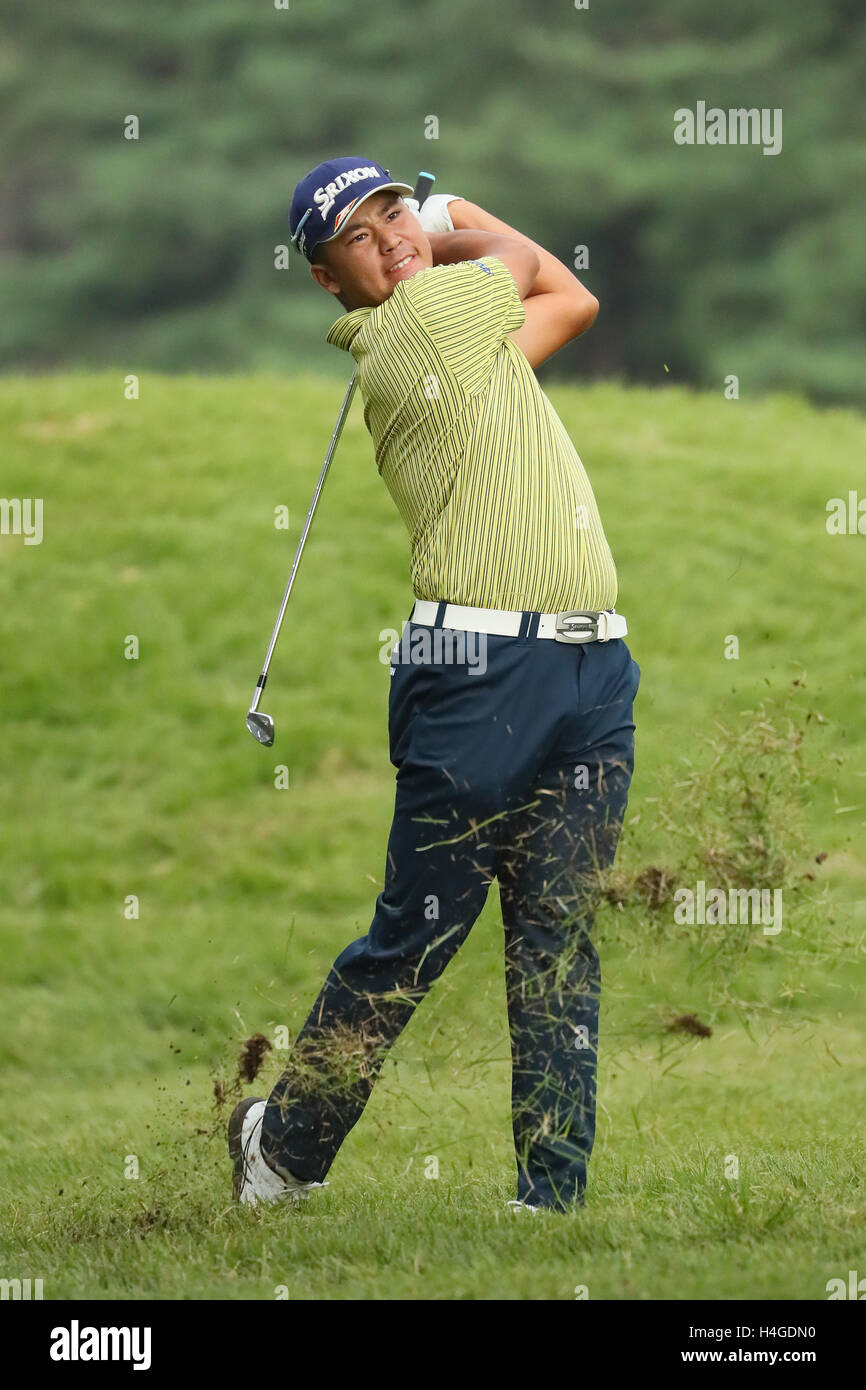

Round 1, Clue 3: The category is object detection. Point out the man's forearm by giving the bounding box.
[448,200,587,303]
[427,228,513,266]
[439,198,599,368]
[427,228,539,300]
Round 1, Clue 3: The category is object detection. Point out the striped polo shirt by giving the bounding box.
[326,255,618,612]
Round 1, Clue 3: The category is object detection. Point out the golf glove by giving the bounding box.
[403,192,463,234]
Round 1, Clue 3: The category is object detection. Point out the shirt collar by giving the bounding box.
[326,306,373,353]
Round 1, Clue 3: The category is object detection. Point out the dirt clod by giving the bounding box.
[237,1033,272,1084]
[666,1012,713,1038]
[633,866,676,907]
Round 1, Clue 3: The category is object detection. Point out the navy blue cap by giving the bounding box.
[289,157,413,262]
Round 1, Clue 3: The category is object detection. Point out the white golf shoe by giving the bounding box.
[228,1097,327,1207]
[507,1199,539,1213]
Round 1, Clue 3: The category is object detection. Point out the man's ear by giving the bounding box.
[310,262,342,297]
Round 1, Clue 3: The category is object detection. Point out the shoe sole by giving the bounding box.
[228,1095,265,1202]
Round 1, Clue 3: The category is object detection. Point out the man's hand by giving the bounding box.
[427,228,539,300]
[435,198,599,369]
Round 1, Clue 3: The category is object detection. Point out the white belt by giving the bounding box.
[410,600,627,644]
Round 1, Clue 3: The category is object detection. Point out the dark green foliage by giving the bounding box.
[0,0,864,401]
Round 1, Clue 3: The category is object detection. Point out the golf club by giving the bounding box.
[246,170,436,745]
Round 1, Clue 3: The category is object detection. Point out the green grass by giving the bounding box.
[1,373,864,1299]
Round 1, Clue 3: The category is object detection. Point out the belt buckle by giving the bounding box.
[555,610,606,643]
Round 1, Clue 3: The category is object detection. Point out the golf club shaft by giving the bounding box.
[248,170,436,718]
[249,373,357,713]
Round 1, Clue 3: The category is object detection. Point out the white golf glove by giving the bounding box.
[403,192,463,233]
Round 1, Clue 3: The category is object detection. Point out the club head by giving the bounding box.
[246,710,275,746]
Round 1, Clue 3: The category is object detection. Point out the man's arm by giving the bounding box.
[426,229,539,302]
[440,199,599,369]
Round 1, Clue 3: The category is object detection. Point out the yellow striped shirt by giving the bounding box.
[326,255,617,611]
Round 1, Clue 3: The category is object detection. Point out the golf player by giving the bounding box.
[229,157,640,1213]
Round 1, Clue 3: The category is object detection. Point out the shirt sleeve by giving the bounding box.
[401,255,526,393]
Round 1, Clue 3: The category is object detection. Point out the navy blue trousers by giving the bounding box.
[262,612,640,1210]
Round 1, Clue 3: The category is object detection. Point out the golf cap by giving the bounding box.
[289,157,413,262]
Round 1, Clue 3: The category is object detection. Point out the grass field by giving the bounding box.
[1,373,864,1300]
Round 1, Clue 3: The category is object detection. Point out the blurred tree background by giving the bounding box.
[0,0,863,400]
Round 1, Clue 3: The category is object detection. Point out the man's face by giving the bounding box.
[310,190,433,309]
